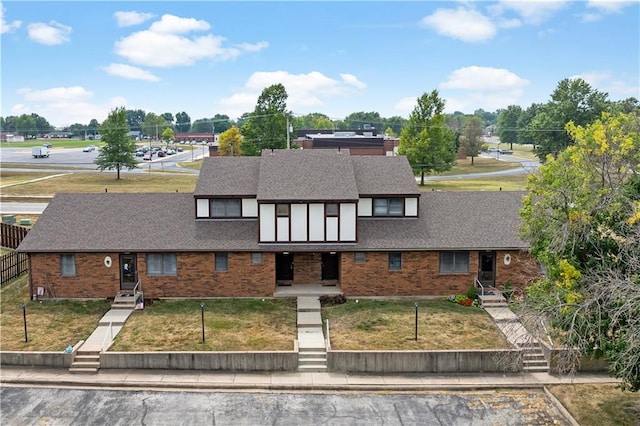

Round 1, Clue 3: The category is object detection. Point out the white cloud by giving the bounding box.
[103,63,161,82]
[149,14,210,34]
[420,7,496,42]
[570,71,640,98]
[12,86,130,127]
[27,21,72,45]
[393,97,419,117]
[441,66,530,90]
[114,14,266,67]
[581,1,636,22]
[235,41,269,52]
[1,5,21,34]
[496,1,568,24]
[17,86,93,102]
[218,71,367,119]
[114,11,155,27]
[444,90,525,114]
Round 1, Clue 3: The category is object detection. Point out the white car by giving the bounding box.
[83,145,96,152]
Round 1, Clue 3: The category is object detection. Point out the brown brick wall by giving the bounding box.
[28,252,275,299]
[27,250,539,299]
[292,253,321,284]
[340,250,538,297]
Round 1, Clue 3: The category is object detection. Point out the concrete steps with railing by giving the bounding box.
[111,291,143,309]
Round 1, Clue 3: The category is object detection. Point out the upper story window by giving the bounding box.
[373,198,403,216]
[325,203,338,217]
[211,199,241,218]
[276,204,290,217]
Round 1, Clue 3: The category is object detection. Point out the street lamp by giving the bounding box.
[414,302,419,341]
[200,302,205,343]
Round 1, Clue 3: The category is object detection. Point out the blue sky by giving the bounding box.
[1,1,638,128]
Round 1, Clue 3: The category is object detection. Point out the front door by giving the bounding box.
[275,252,294,283]
[120,254,137,291]
[321,252,339,281]
[478,252,495,287]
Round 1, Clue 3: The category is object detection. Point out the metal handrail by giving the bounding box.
[475,277,486,296]
[100,321,114,353]
[325,319,331,351]
[132,280,141,294]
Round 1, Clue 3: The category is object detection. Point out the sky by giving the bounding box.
[1,1,639,128]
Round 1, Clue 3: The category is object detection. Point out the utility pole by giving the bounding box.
[286,113,291,150]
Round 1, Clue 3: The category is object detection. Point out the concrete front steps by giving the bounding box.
[520,342,549,373]
[296,297,327,372]
[69,308,134,374]
[111,291,142,309]
[478,288,508,308]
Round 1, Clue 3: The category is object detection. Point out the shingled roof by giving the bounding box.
[194,157,260,197]
[18,191,528,253]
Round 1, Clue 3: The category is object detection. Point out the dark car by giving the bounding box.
[157,150,166,157]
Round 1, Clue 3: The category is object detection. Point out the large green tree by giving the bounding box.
[398,90,456,185]
[126,109,146,132]
[530,78,609,161]
[240,83,289,156]
[520,111,640,391]
[212,114,233,133]
[460,115,484,165]
[497,105,522,149]
[175,112,191,132]
[95,107,138,180]
[142,113,170,140]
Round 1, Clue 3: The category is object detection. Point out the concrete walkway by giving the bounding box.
[80,309,134,352]
[0,366,618,391]
[485,307,536,347]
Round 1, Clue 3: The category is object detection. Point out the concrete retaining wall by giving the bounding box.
[328,350,522,373]
[100,351,298,372]
[540,342,609,373]
[0,351,73,368]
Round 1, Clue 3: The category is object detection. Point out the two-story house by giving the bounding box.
[18,149,539,300]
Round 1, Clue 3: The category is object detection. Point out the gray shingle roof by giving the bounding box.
[352,156,421,196]
[256,149,359,201]
[194,157,260,197]
[18,191,528,253]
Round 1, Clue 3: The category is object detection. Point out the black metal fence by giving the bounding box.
[1,251,28,285]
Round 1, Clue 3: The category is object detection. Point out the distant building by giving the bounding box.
[0,133,25,142]
[295,129,399,156]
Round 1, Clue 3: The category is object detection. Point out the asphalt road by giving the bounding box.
[0,386,569,425]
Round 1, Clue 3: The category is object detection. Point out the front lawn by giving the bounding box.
[0,276,111,351]
[322,299,509,350]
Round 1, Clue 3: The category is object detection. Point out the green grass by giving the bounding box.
[0,276,111,351]
[0,170,197,195]
[436,156,521,176]
[548,384,640,426]
[0,139,103,149]
[322,299,509,350]
[110,298,297,351]
[420,174,529,191]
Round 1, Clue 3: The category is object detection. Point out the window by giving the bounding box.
[388,253,401,270]
[251,253,262,265]
[215,253,228,271]
[61,254,76,276]
[325,203,338,217]
[211,199,241,217]
[147,253,177,275]
[354,252,366,263]
[439,252,470,273]
[373,198,403,216]
[276,204,290,217]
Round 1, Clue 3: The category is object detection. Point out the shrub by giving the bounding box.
[466,285,478,300]
[319,294,347,306]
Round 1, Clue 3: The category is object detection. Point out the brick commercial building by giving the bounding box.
[18,149,539,300]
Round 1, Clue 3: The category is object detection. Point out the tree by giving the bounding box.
[88,119,100,136]
[460,116,484,165]
[142,113,170,140]
[126,109,146,132]
[240,83,289,156]
[530,78,609,161]
[212,114,232,133]
[191,118,213,133]
[95,107,138,180]
[519,111,640,391]
[398,90,456,185]
[175,112,191,132]
[217,125,242,156]
[292,112,334,130]
[161,112,174,126]
[343,111,383,130]
[161,127,175,143]
[15,114,36,138]
[497,105,522,149]
[517,103,541,146]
